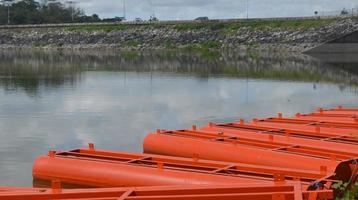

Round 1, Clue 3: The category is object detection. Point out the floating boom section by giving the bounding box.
[0,183,334,200]
[200,124,358,159]
[313,107,358,116]
[143,130,357,185]
[27,106,358,200]
[262,110,358,130]
[33,146,336,189]
[33,149,249,188]
[216,120,358,145]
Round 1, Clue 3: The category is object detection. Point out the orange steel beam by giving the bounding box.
[294,115,358,124]
[32,145,336,189]
[294,107,358,120]
[207,121,358,146]
[143,131,358,185]
[308,113,357,118]
[0,183,334,200]
[313,107,358,116]
[258,117,358,131]
[197,124,358,160]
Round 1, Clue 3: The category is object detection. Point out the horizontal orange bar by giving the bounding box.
[143,132,357,186]
[33,146,337,189]
[0,183,333,200]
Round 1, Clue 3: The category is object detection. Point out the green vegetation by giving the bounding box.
[334,182,358,200]
[181,41,222,58]
[1,49,357,94]
[122,39,142,48]
[56,17,339,33]
[65,24,144,32]
[183,41,221,50]
[173,18,337,31]
[120,51,141,60]
[0,0,340,33]
[0,0,121,25]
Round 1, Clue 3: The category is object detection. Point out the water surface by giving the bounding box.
[0,49,357,186]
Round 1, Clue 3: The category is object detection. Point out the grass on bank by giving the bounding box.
[65,24,148,32]
[173,18,337,31]
[62,18,339,33]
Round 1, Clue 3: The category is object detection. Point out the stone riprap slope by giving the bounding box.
[0,18,357,52]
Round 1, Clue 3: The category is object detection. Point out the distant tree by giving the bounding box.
[0,0,15,24]
[77,14,101,23]
[149,16,158,22]
[11,0,41,24]
[102,16,124,22]
[341,8,349,15]
[0,0,104,25]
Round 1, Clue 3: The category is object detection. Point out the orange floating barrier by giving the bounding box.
[0,182,334,200]
[19,106,357,200]
[294,115,358,124]
[252,117,358,137]
[208,122,358,145]
[33,145,336,189]
[313,106,358,116]
[33,152,246,188]
[200,124,358,159]
[143,130,358,184]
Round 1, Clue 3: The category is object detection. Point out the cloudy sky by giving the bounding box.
[65,0,358,20]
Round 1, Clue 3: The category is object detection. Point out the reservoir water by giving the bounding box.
[0,49,357,186]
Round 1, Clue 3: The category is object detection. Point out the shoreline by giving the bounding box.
[0,43,317,53]
[0,17,357,53]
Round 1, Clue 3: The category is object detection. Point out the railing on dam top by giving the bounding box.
[317,8,358,19]
[0,7,356,30]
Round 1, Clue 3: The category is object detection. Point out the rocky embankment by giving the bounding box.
[0,18,357,52]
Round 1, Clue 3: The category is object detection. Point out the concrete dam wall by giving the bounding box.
[306,29,358,53]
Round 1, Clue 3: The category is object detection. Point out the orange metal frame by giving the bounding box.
[196,125,358,160]
[0,182,334,200]
[211,120,358,145]
[143,131,357,184]
[32,145,338,189]
[13,106,354,200]
[263,116,358,130]
[313,107,358,116]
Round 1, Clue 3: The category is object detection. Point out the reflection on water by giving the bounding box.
[1,49,358,95]
[0,49,357,186]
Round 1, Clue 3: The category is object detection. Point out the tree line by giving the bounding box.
[0,0,122,25]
